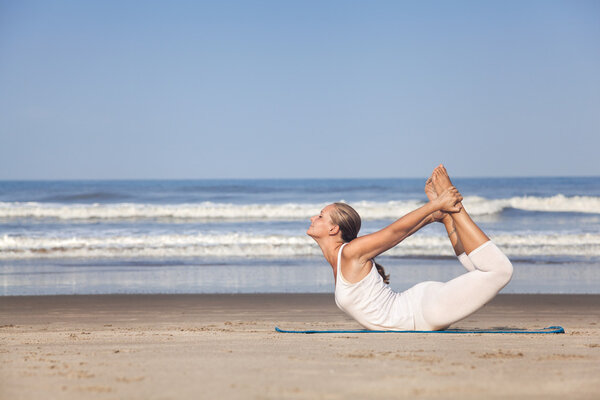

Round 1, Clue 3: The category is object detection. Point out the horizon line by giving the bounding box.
[1,174,599,182]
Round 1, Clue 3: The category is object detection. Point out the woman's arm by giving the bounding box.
[344,187,462,264]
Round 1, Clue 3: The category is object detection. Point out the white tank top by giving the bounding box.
[334,243,414,330]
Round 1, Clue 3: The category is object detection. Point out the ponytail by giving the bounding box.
[374,261,390,284]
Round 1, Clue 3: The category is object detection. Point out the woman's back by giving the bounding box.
[334,243,414,330]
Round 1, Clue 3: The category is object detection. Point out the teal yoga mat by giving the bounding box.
[275,326,565,334]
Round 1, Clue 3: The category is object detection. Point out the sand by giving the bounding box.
[1,293,599,399]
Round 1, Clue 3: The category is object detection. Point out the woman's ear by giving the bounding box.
[329,225,340,236]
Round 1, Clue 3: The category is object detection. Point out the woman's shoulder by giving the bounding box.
[340,241,374,283]
[341,239,370,264]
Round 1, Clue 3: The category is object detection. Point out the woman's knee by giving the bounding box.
[495,256,513,286]
[470,242,513,282]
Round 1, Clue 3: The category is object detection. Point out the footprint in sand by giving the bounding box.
[116,376,145,383]
[537,354,586,360]
[478,350,524,359]
[77,386,113,393]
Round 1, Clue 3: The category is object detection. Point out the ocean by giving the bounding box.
[1,177,599,295]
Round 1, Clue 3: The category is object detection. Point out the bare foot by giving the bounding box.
[431,164,454,196]
[424,177,437,200]
[425,178,445,222]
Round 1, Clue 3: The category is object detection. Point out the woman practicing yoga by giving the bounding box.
[306,165,513,331]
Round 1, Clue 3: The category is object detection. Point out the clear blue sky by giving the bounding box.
[1,0,598,179]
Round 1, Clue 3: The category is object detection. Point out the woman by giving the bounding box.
[306,165,513,331]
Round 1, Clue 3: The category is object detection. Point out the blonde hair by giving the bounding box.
[330,202,390,284]
[330,202,361,243]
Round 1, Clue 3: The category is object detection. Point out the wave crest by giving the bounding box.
[2,232,599,259]
[0,194,598,221]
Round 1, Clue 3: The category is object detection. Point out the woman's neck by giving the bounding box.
[315,238,344,270]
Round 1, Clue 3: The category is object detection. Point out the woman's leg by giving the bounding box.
[418,242,513,330]
[415,166,513,330]
[425,177,475,271]
[431,165,489,254]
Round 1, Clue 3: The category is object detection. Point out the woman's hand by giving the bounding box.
[434,186,463,213]
[431,210,447,222]
[346,188,460,262]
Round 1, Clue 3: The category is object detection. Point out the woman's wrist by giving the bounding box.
[429,198,443,212]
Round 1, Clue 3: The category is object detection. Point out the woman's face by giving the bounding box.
[306,204,336,239]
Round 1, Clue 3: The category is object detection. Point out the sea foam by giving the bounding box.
[2,232,599,259]
[0,194,598,221]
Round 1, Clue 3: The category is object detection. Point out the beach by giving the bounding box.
[3,0,600,397]
[1,293,599,399]
[1,180,599,398]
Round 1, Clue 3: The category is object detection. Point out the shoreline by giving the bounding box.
[3,257,599,296]
[2,294,599,399]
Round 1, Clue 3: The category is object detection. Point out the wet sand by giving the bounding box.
[1,294,599,399]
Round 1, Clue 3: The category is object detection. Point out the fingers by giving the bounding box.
[439,186,463,213]
[444,185,462,199]
[456,191,463,202]
[443,186,459,196]
[444,204,462,213]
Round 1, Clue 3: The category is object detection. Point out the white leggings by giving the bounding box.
[407,241,513,330]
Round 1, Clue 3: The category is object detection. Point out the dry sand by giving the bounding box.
[1,293,599,399]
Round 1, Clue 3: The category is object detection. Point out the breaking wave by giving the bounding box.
[2,232,599,260]
[0,194,598,221]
